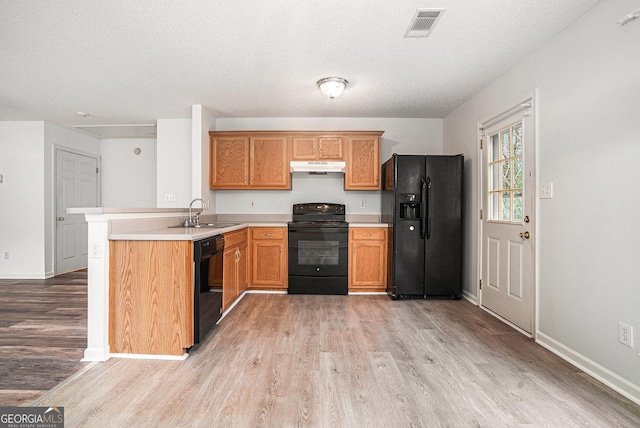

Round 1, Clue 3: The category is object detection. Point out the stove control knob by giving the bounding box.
[409,225,415,231]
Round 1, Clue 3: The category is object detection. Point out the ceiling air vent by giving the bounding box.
[404,9,444,38]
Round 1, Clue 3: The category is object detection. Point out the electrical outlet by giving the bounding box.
[619,322,634,348]
[89,242,101,259]
[164,193,177,202]
[360,200,366,209]
[540,182,553,199]
[3,252,8,260]
[250,200,255,208]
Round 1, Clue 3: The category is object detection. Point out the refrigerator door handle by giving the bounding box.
[420,178,427,239]
[426,176,432,239]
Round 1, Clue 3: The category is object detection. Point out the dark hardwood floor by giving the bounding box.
[0,270,89,406]
[32,292,640,427]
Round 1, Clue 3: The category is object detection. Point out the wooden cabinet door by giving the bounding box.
[210,136,250,189]
[222,229,248,310]
[250,136,290,189]
[318,136,344,160]
[345,135,380,190]
[291,137,317,160]
[250,227,287,289]
[237,243,248,295]
[222,246,238,311]
[291,136,344,160]
[349,228,387,292]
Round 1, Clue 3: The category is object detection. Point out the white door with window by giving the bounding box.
[56,149,99,274]
[480,98,535,334]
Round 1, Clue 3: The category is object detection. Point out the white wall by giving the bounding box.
[443,0,640,399]
[0,121,100,278]
[0,122,46,277]
[156,119,192,208]
[101,138,156,207]
[192,105,217,213]
[214,117,443,214]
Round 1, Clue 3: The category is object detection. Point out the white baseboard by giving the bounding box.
[82,346,111,362]
[536,331,640,406]
[462,289,478,305]
[109,352,188,361]
[0,272,51,279]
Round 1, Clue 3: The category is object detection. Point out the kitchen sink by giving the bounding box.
[169,223,242,229]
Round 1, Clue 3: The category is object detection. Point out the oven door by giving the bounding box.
[288,226,348,277]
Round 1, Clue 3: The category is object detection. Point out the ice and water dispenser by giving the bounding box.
[399,194,421,220]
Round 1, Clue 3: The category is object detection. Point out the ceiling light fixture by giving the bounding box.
[316,77,349,99]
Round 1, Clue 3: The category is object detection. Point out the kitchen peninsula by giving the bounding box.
[73,207,385,361]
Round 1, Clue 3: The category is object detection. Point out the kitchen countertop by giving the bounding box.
[105,212,387,241]
[109,222,286,241]
[110,221,388,241]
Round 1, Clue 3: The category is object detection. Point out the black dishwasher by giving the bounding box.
[194,235,224,343]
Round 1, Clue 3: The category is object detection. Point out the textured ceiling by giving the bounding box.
[0,1,599,131]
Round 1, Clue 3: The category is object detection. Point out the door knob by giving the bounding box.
[57,217,65,221]
[520,231,530,239]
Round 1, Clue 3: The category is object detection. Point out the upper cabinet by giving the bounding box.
[250,136,290,189]
[210,130,383,190]
[291,135,344,160]
[345,134,381,190]
[210,132,290,190]
[210,135,250,188]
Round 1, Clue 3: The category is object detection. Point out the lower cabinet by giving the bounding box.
[249,227,288,290]
[348,228,388,292]
[109,240,194,356]
[223,229,248,311]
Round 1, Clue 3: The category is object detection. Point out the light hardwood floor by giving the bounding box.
[33,292,640,427]
[0,270,89,406]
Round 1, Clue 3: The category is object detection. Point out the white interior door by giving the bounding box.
[56,149,99,274]
[480,100,535,334]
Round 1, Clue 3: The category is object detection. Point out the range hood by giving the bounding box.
[290,161,346,173]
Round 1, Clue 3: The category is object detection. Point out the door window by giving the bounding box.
[488,122,524,222]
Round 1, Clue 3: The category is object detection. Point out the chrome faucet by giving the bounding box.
[185,198,209,227]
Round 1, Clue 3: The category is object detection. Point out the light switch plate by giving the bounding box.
[540,182,553,199]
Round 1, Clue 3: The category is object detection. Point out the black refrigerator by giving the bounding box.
[381,154,463,299]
